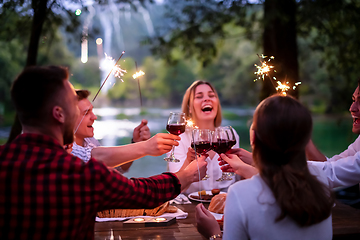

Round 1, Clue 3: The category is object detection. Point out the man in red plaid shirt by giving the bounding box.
[0,66,207,239]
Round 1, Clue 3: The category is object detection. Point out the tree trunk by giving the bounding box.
[261,0,299,100]
[7,0,49,143]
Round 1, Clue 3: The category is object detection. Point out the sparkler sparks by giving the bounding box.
[92,51,126,102]
[75,51,126,134]
[186,119,196,128]
[132,70,145,79]
[254,54,276,82]
[253,54,301,96]
[103,53,127,81]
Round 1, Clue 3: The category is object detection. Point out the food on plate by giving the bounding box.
[211,188,220,195]
[189,190,213,201]
[97,201,170,218]
[198,190,206,196]
[208,193,227,214]
[165,205,178,213]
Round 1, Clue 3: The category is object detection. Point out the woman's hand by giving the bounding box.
[195,203,221,239]
[227,148,254,165]
[220,153,258,179]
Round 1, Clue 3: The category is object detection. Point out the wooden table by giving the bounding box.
[95,201,360,240]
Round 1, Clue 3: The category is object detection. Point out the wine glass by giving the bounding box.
[164,112,186,162]
[191,128,212,180]
[212,126,236,181]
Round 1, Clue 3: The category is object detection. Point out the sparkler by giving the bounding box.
[254,54,301,96]
[74,51,126,134]
[132,61,145,108]
[93,51,126,102]
[254,54,276,82]
[186,119,196,128]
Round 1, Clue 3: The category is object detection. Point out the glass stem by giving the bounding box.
[170,145,175,158]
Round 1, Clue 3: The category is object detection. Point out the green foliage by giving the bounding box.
[0,39,27,116]
[71,57,101,87]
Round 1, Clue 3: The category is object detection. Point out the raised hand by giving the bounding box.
[132,119,151,143]
[227,148,254,165]
[144,133,180,156]
[220,153,258,179]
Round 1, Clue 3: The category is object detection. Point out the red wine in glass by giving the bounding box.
[166,124,186,135]
[212,139,236,154]
[164,112,186,162]
[191,141,212,155]
[213,126,236,181]
[191,128,212,180]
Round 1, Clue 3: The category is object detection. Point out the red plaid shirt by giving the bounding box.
[0,133,181,239]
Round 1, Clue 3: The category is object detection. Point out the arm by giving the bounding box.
[91,133,180,167]
[305,139,327,162]
[223,185,248,240]
[220,153,258,179]
[308,151,360,188]
[328,135,360,162]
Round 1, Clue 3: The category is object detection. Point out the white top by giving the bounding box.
[223,165,332,240]
[167,127,240,194]
[308,135,360,188]
[71,137,100,162]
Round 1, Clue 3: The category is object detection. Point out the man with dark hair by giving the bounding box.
[72,89,180,170]
[0,65,207,239]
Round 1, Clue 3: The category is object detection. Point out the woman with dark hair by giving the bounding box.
[167,80,240,194]
[196,94,334,240]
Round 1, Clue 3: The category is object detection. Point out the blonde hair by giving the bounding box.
[181,80,222,127]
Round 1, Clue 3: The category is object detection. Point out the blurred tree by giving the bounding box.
[298,0,360,113]
[146,0,360,111]
[1,0,154,142]
[145,0,299,100]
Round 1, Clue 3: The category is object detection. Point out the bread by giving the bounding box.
[165,205,178,213]
[97,201,169,218]
[208,193,226,214]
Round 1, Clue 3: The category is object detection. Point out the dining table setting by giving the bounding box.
[94,192,360,240]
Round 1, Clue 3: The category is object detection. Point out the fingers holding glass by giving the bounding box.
[164,112,186,162]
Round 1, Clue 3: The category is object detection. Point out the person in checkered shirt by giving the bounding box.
[0,65,207,239]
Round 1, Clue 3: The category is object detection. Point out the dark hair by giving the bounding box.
[181,80,222,127]
[76,90,90,101]
[252,94,334,227]
[11,66,69,127]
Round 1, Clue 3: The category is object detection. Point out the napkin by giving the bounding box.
[169,193,191,205]
[96,207,188,222]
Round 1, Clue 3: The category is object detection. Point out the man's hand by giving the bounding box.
[195,203,221,238]
[175,155,207,191]
[144,133,181,156]
[132,119,151,143]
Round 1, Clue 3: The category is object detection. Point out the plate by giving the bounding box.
[188,191,226,203]
[209,210,223,221]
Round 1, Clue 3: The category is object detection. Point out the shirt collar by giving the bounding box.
[14,133,64,150]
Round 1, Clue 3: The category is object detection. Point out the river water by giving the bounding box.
[92,107,254,178]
